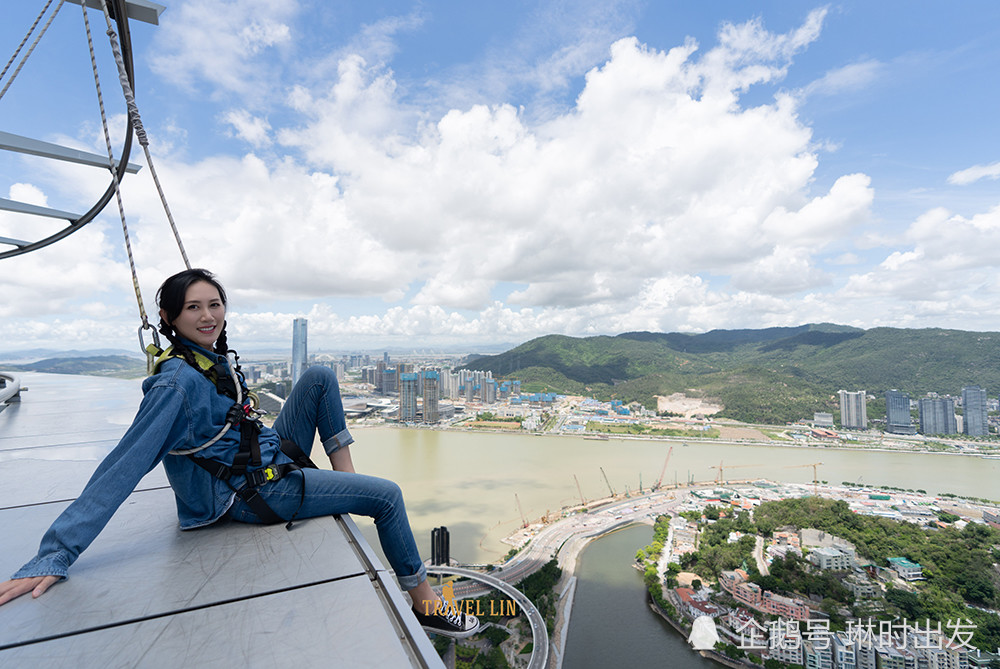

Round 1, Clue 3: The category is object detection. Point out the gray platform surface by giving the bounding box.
[1,372,443,668]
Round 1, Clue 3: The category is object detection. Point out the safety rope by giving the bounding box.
[0,0,66,102]
[82,1,160,372]
[97,0,191,271]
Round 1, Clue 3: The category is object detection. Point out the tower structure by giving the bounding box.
[291,318,308,388]
[431,526,450,566]
[838,390,867,430]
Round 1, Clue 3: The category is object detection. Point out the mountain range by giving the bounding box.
[462,324,1000,424]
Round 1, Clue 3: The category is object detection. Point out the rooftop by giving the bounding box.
[0,372,442,667]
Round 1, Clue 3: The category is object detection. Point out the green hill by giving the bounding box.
[6,355,146,378]
[462,325,1000,424]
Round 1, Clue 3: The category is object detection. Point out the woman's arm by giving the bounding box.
[1,384,191,604]
[330,445,356,473]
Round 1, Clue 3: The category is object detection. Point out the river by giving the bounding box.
[345,426,1000,564]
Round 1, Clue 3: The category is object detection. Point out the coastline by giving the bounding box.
[352,421,1000,461]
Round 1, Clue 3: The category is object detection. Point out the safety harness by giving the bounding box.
[148,344,317,529]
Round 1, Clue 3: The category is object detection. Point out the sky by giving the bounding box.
[2,0,1000,354]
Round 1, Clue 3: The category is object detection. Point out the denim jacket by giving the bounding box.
[13,343,287,580]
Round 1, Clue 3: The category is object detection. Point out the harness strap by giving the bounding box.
[188,438,318,529]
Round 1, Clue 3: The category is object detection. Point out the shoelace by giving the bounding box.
[441,608,468,629]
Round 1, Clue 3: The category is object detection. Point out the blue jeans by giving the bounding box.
[227,366,428,591]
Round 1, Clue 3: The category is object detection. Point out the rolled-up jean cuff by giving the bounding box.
[322,429,354,455]
[397,562,427,591]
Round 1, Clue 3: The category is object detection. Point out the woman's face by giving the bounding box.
[164,280,226,350]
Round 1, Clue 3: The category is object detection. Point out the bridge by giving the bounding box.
[427,565,549,669]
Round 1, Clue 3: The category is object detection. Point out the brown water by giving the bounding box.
[346,426,1000,564]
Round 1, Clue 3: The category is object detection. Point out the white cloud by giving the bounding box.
[222,110,272,147]
[948,161,1000,186]
[800,60,883,98]
[150,0,298,100]
[16,6,1000,351]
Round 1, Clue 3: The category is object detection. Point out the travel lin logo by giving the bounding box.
[423,581,518,617]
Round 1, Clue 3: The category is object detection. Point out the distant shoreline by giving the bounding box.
[353,420,1000,461]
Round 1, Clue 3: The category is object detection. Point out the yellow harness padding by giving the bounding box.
[145,343,259,409]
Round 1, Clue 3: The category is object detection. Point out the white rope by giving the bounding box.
[169,353,243,455]
[1,0,56,83]
[82,1,151,328]
[97,0,191,270]
[0,0,66,102]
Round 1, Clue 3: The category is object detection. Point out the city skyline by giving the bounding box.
[3,2,1000,351]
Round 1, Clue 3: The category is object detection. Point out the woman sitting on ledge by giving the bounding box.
[0,268,478,639]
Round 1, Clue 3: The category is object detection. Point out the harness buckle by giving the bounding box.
[247,465,281,487]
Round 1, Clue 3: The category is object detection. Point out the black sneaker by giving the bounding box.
[412,604,481,639]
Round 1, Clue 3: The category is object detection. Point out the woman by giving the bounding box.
[0,268,478,639]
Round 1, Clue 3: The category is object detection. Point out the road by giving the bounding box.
[428,565,549,669]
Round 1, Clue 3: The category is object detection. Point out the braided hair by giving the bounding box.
[155,268,242,374]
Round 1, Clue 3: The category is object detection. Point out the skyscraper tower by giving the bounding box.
[399,372,418,422]
[291,318,308,388]
[962,386,988,437]
[885,390,915,435]
[919,397,957,435]
[422,371,439,424]
[838,390,867,430]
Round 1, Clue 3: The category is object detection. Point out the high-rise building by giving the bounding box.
[838,390,867,430]
[431,526,450,566]
[962,386,988,436]
[885,390,916,435]
[291,318,308,388]
[399,372,418,422]
[918,397,956,435]
[483,378,497,404]
[422,371,440,424]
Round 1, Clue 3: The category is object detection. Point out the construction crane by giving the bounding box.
[573,474,587,507]
[600,467,616,497]
[785,462,823,495]
[653,446,674,490]
[710,461,760,484]
[515,493,528,528]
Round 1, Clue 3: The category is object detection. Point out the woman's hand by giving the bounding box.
[0,575,60,606]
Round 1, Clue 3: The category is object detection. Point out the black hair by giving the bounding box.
[156,268,240,373]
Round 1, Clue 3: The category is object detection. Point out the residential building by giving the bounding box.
[809,546,855,571]
[770,632,806,666]
[876,645,906,669]
[962,386,988,437]
[422,371,440,424]
[814,412,835,428]
[843,574,880,599]
[885,390,916,435]
[832,632,857,669]
[887,557,923,581]
[291,318,307,388]
[919,397,957,435]
[719,569,748,594]
[762,590,811,620]
[732,581,763,609]
[805,639,835,669]
[839,390,868,429]
[399,372,418,422]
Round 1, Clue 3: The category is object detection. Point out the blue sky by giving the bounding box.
[2,1,1000,353]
